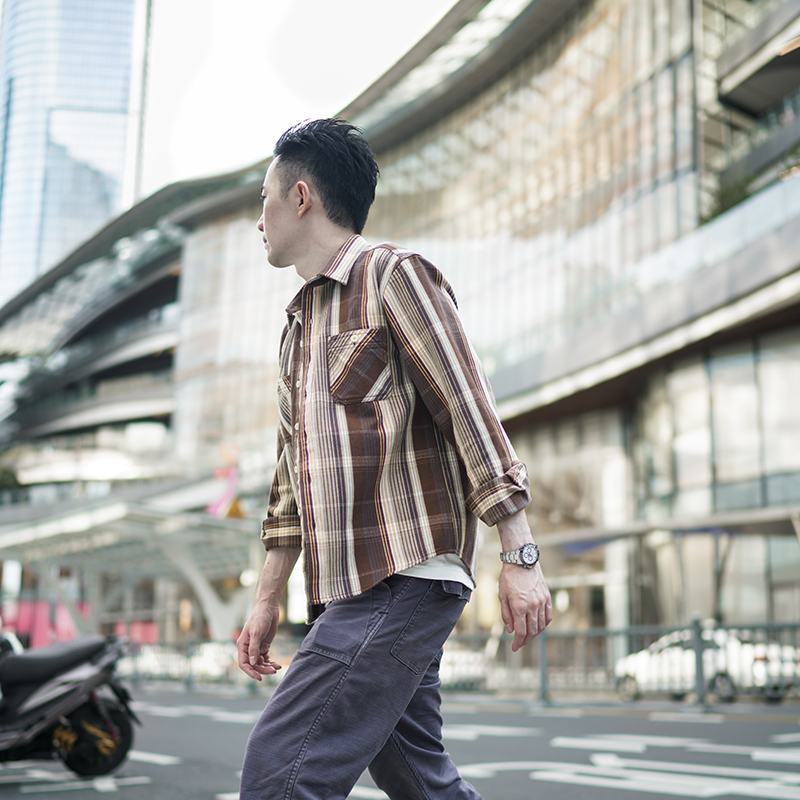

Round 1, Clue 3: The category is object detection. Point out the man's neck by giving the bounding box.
[294,228,356,282]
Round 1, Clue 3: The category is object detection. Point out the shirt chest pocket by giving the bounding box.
[327,327,393,405]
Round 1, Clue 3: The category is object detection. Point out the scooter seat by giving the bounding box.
[0,635,108,688]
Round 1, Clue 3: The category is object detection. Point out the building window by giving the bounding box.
[634,325,800,518]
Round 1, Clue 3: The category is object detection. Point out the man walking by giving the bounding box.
[237,118,552,800]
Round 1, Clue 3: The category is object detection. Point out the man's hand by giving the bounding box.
[499,562,552,652]
[236,545,301,680]
[237,602,283,681]
[496,509,553,651]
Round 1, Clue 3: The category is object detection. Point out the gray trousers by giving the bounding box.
[240,574,483,800]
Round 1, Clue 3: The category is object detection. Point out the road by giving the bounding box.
[0,684,798,799]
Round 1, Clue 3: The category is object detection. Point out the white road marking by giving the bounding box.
[0,768,70,784]
[461,761,556,779]
[132,702,260,725]
[459,760,800,798]
[442,724,540,741]
[648,712,724,724]
[591,752,800,783]
[537,764,800,798]
[594,735,709,747]
[19,776,152,794]
[136,705,186,717]
[688,743,800,763]
[531,768,722,797]
[771,732,800,743]
[128,749,182,765]
[528,708,585,717]
[551,736,647,752]
[347,788,389,799]
[209,711,261,724]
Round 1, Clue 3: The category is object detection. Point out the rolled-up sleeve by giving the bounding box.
[383,254,530,526]
[261,431,302,549]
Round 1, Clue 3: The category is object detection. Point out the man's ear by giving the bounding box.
[295,181,313,217]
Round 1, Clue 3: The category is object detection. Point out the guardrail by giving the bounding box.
[117,618,800,703]
[443,617,800,703]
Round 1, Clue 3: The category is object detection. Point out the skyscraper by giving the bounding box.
[0,0,148,308]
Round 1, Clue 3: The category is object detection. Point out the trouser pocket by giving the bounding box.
[303,580,392,666]
[390,579,471,674]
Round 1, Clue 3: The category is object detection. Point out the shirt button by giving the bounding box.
[294,466,299,474]
[296,380,301,388]
[350,334,358,344]
[299,341,304,348]
[294,423,300,431]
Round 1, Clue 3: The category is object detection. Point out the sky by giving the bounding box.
[140,0,458,197]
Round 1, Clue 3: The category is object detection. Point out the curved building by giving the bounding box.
[1,0,800,646]
[0,0,149,308]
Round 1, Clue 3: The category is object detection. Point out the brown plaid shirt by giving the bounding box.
[261,235,530,608]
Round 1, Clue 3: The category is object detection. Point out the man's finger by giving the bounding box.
[501,600,513,633]
[511,609,527,651]
[248,635,263,666]
[236,634,250,669]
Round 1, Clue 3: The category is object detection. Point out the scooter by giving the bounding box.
[0,634,140,775]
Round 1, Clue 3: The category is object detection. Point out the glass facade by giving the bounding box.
[0,0,141,308]
[364,0,698,372]
[634,325,800,519]
[1,0,799,634]
[355,0,800,624]
[174,215,304,484]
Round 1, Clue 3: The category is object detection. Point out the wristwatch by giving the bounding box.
[499,542,540,569]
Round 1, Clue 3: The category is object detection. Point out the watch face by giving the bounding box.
[520,543,537,566]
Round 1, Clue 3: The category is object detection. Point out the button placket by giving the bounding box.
[294,293,312,520]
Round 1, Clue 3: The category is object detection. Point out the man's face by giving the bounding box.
[257,158,297,268]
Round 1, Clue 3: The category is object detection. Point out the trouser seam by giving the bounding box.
[388,730,434,800]
[283,663,351,800]
[283,587,394,799]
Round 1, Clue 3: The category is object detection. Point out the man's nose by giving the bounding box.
[257,215,264,232]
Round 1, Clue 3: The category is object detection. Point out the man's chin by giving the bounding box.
[267,253,289,269]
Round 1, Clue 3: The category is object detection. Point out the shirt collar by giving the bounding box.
[318,234,371,285]
[285,235,371,316]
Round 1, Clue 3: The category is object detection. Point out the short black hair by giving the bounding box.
[273,118,379,234]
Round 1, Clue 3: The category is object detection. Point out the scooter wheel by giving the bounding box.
[60,698,134,776]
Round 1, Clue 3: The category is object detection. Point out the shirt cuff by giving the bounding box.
[467,462,531,527]
[261,516,303,550]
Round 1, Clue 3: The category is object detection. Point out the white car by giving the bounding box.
[615,627,799,702]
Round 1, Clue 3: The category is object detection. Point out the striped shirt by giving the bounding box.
[261,235,530,611]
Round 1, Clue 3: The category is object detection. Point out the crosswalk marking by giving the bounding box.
[687,742,800,763]
[132,701,260,725]
[551,736,647,752]
[442,724,540,741]
[213,787,391,799]
[594,735,708,747]
[129,750,182,765]
[0,768,68,784]
[591,752,800,783]
[458,759,800,798]
[647,712,724,724]
[19,776,152,794]
[771,732,800,743]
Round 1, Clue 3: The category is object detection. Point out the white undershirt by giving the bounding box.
[397,553,476,589]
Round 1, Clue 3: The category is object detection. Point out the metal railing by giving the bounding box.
[116,619,800,703]
[443,617,800,703]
